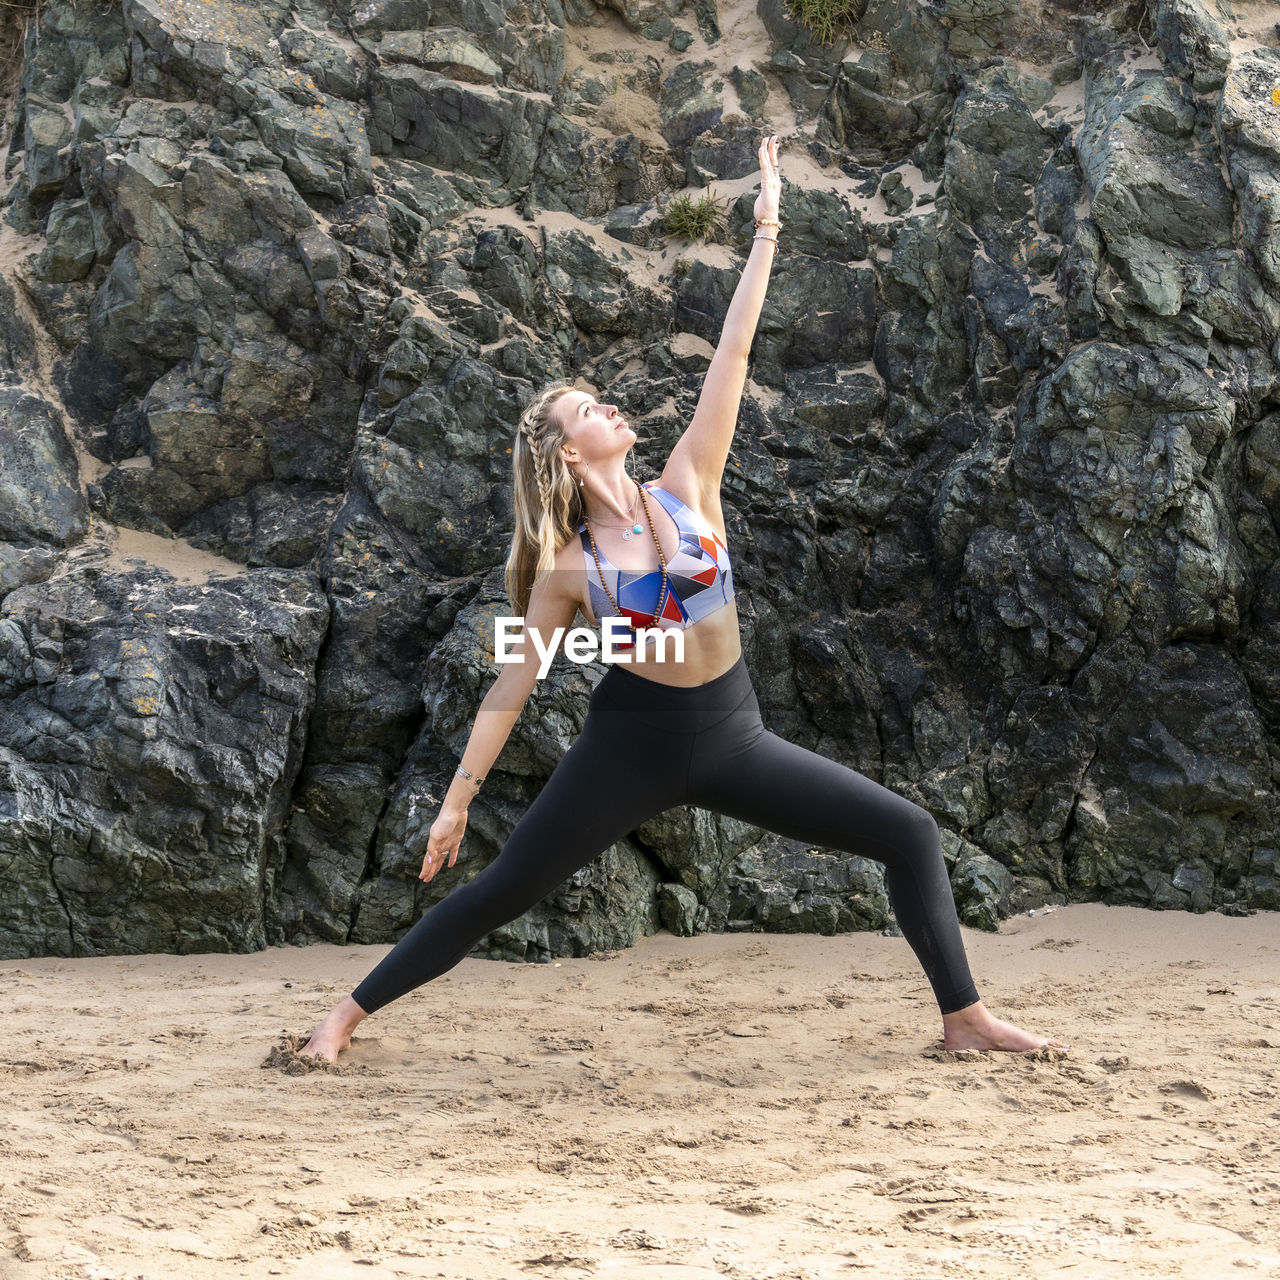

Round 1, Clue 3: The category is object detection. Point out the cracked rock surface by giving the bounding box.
[1,0,1278,961]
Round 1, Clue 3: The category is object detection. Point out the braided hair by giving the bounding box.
[505,381,583,616]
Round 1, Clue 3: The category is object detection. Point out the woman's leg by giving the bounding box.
[348,734,676,1015]
[298,695,691,1058]
[688,713,980,1015]
[686,693,1068,1050]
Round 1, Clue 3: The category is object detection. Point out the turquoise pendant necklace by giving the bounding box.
[590,479,644,538]
[621,477,643,537]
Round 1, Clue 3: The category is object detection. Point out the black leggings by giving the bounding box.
[351,654,981,1017]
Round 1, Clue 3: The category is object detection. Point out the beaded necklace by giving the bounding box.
[582,485,670,633]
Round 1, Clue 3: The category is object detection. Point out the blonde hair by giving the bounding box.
[504,381,582,616]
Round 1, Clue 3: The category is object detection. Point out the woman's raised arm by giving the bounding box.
[663,134,782,509]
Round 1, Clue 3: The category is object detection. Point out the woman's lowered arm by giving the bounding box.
[420,569,581,882]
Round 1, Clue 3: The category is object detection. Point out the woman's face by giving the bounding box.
[556,390,635,467]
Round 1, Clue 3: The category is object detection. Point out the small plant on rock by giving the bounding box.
[660,190,724,243]
[783,0,863,45]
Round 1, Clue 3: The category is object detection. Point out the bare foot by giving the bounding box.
[941,999,1069,1054]
[298,995,369,1064]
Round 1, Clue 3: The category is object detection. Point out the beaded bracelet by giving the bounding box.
[753,233,778,246]
[755,217,781,228]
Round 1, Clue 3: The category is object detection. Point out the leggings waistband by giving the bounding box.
[593,652,754,732]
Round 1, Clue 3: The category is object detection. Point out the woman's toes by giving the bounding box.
[298,1032,339,1063]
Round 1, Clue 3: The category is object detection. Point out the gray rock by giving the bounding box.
[180,484,344,567]
[817,0,951,171]
[1156,0,1232,92]
[660,61,724,150]
[756,0,849,118]
[23,105,75,200]
[95,338,362,535]
[322,573,662,958]
[772,184,872,261]
[596,0,719,45]
[729,64,769,118]
[1069,644,1276,913]
[943,81,1050,240]
[1076,63,1233,317]
[356,0,566,97]
[368,65,547,203]
[880,172,912,216]
[0,544,63,596]
[954,860,1014,932]
[675,249,876,380]
[277,24,367,101]
[1242,846,1280,910]
[685,125,766,185]
[477,843,663,961]
[659,882,701,935]
[0,277,39,379]
[605,203,667,249]
[1219,51,1280,288]
[0,566,327,959]
[1245,411,1280,530]
[276,516,478,944]
[39,199,98,283]
[718,838,890,935]
[0,391,87,546]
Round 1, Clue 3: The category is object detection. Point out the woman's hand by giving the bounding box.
[753,134,781,225]
[419,803,468,883]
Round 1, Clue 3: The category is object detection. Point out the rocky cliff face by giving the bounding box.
[0,0,1277,962]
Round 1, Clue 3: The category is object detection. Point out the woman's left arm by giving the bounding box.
[663,135,782,510]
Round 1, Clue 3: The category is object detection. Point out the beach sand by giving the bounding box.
[2,903,1278,1279]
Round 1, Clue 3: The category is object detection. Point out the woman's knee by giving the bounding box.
[898,801,942,861]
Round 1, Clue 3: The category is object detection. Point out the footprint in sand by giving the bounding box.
[1160,1078,1217,1101]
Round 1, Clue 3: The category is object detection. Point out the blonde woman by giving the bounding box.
[301,136,1068,1064]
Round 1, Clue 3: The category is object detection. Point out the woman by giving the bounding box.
[300,136,1068,1064]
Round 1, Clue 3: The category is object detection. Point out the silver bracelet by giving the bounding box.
[753,233,778,245]
[455,765,484,790]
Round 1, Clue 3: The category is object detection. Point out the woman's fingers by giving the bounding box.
[759,135,780,183]
[420,839,461,880]
[419,808,466,880]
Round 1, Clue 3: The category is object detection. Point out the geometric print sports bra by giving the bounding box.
[577,481,736,651]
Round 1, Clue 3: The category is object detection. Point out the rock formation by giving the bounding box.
[0,0,1276,962]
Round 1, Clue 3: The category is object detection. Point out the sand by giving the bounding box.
[2,902,1278,1279]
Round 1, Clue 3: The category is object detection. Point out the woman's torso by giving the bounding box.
[561,476,742,687]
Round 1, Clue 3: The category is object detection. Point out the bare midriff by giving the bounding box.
[578,595,743,687]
